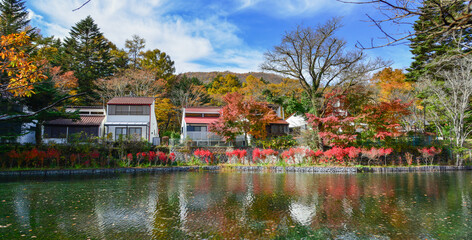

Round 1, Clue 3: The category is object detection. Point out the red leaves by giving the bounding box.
[252,148,278,164]
[209,92,278,141]
[361,99,411,140]
[281,147,316,164]
[226,149,247,164]
[194,149,213,164]
[418,147,442,158]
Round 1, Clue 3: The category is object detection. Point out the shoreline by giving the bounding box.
[0,165,471,177]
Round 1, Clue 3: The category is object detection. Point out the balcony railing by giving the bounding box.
[187,131,221,141]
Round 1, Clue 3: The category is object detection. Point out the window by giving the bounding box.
[115,127,127,139]
[187,126,207,132]
[109,105,149,115]
[115,105,129,115]
[44,125,67,138]
[130,106,144,115]
[185,113,202,117]
[129,127,142,137]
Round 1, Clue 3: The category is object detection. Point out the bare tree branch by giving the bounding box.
[73,0,92,11]
[339,0,472,49]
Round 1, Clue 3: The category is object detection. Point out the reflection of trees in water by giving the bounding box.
[1,172,472,239]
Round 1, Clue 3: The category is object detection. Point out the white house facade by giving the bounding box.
[104,97,158,143]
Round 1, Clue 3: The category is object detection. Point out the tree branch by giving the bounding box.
[0,93,85,121]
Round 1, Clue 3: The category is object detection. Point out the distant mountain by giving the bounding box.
[178,71,286,84]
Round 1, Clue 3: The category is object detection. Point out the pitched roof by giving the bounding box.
[184,117,219,124]
[269,118,289,125]
[185,107,221,114]
[108,97,154,105]
[46,116,105,126]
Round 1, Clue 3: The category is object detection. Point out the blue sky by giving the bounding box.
[25,0,413,74]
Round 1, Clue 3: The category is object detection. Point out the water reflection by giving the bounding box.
[0,172,471,239]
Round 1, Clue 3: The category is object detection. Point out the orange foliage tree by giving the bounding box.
[0,32,46,97]
[209,92,278,143]
[371,68,412,102]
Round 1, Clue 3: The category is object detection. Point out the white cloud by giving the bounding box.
[27,0,262,73]
[236,0,353,17]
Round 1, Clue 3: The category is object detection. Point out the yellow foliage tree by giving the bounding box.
[371,68,413,102]
[154,98,178,133]
[207,74,242,105]
[267,78,303,98]
[241,75,267,101]
[0,32,46,97]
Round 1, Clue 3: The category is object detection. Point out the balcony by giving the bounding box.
[187,131,221,141]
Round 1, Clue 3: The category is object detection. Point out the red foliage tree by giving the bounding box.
[360,99,411,141]
[307,89,361,147]
[209,92,278,143]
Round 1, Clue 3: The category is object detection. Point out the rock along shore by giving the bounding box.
[0,165,471,177]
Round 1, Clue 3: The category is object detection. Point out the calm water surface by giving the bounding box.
[0,171,471,239]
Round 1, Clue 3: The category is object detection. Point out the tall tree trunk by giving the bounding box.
[35,121,43,147]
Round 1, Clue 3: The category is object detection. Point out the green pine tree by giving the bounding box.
[0,0,34,36]
[407,0,472,81]
[63,16,115,104]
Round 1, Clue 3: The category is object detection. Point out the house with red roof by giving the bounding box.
[181,105,289,146]
[181,107,227,146]
[43,106,106,144]
[104,97,158,143]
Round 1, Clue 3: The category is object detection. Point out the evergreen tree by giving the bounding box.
[0,0,33,36]
[139,48,175,81]
[63,16,114,103]
[407,0,472,81]
[125,35,145,69]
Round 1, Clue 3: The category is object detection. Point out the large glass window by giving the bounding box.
[129,127,142,137]
[187,126,207,132]
[109,105,149,115]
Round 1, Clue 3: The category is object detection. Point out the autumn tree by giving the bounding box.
[207,74,242,105]
[0,32,46,99]
[261,18,384,115]
[209,92,278,144]
[125,35,145,69]
[240,75,267,101]
[154,98,178,133]
[63,16,115,102]
[264,78,307,115]
[371,68,413,102]
[94,69,165,102]
[359,100,411,142]
[262,18,385,147]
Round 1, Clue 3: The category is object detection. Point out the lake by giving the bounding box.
[0,171,471,239]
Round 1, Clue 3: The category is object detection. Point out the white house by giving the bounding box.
[180,107,226,146]
[104,97,158,144]
[286,114,309,133]
[43,106,106,144]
